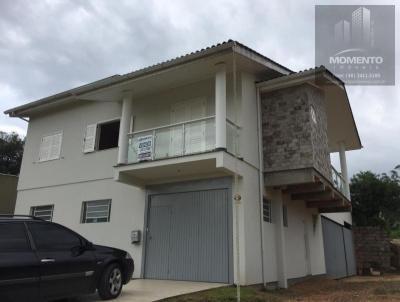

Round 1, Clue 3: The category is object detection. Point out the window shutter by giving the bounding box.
[84,124,97,153]
[39,136,52,162]
[49,133,62,160]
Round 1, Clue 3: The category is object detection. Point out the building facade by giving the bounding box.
[5,41,362,287]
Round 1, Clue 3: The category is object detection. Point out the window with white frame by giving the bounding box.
[81,200,111,223]
[83,120,120,153]
[310,105,317,124]
[39,132,63,162]
[263,198,272,223]
[30,205,54,221]
[282,205,288,227]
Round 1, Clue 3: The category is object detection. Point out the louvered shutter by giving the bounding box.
[39,135,52,161]
[84,124,97,153]
[49,132,62,160]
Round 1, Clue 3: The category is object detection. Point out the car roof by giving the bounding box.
[0,215,46,222]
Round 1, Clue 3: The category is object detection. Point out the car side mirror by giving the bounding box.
[85,241,94,250]
[71,245,83,256]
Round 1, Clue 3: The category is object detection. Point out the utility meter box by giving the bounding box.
[131,230,141,244]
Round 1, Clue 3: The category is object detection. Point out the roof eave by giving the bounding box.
[257,67,362,151]
[5,40,291,118]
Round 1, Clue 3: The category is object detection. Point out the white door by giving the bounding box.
[303,220,312,275]
[170,99,206,155]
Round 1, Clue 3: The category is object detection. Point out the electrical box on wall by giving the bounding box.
[131,230,141,244]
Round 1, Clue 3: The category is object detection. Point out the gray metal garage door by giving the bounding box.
[144,189,230,283]
[321,217,356,278]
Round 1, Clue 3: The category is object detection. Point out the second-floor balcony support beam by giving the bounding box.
[339,141,350,199]
[118,92,133,165]
[215,63,227,150]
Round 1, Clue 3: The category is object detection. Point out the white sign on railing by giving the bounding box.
[137,135,153,161]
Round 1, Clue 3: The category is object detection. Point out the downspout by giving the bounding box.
[256,87,266,288]
[232,45,241,302]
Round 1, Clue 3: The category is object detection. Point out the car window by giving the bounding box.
[0,223,30,252]
[29,223,82,251]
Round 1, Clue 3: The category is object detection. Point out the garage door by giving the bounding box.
[144,189,230,283]
[321,217,356,278]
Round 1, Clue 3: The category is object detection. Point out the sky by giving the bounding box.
[0,0,399,176]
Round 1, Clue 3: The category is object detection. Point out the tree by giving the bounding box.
[351,167,400,237]
[0,131,24,175]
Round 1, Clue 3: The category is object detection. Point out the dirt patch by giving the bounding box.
[162,275,400,302]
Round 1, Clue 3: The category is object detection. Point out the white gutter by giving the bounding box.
[256,87,266,288]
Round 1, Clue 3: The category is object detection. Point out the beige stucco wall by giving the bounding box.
[0,174,18,214]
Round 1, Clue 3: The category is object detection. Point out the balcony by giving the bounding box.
[114,117,242,186]
[265,164,351,213]
[127,117,240,164]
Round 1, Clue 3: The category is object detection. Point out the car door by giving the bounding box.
[27,222,97,301]
[0,222,40,302]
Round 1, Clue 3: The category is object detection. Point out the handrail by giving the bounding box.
[128,116,216,136]
[331,165,346,193]
[128,116,242,137]
[226,118,241,129]
[331,165,345,181]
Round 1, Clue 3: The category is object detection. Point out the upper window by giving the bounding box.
[28,223,82,251]
[39,132,63,162]
[83,120,120,153]
[31,205,54,222]
[310,105,317,124]
[0,223,30,252]
[263,198,272,223]
[81,200,111,223]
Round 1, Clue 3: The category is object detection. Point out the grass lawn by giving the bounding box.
[161,275,400,302]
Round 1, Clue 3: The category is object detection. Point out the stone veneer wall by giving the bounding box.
[261,84,331,180]
[353,226,392,273]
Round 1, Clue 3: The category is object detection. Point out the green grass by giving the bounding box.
[160,276,400,302]
[161,286,286,302]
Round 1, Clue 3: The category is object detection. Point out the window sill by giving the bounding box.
[84,147,118,155]
[35,157,63,164]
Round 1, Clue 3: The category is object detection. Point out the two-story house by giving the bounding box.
[5,40,362,288]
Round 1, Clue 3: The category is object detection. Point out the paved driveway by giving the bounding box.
[73,279,226,302]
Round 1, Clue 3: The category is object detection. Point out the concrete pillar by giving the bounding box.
[272,190,288,288]
[338,141,350,199]
[215,63,227,150]
[117,93,133,165]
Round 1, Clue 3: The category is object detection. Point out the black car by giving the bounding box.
[0,215,134,302]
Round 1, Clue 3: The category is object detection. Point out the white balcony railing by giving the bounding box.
[127,116,240,164]
[331,165,346,196]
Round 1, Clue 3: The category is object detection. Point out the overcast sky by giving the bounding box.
[0,0,398,176]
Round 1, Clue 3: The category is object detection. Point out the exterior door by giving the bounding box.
[343,227,357,275]
[0,222,40,302]
[170,99,206,156]
[303,220,312,275]
[145,189,230,283]
[321,217,356,278]
[27,222,96,300]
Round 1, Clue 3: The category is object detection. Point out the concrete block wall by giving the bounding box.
[261,84,331,180]
[353,226,392,273]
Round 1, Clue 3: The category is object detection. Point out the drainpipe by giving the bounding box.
[338,141,350,200]
[256,87,266,288]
